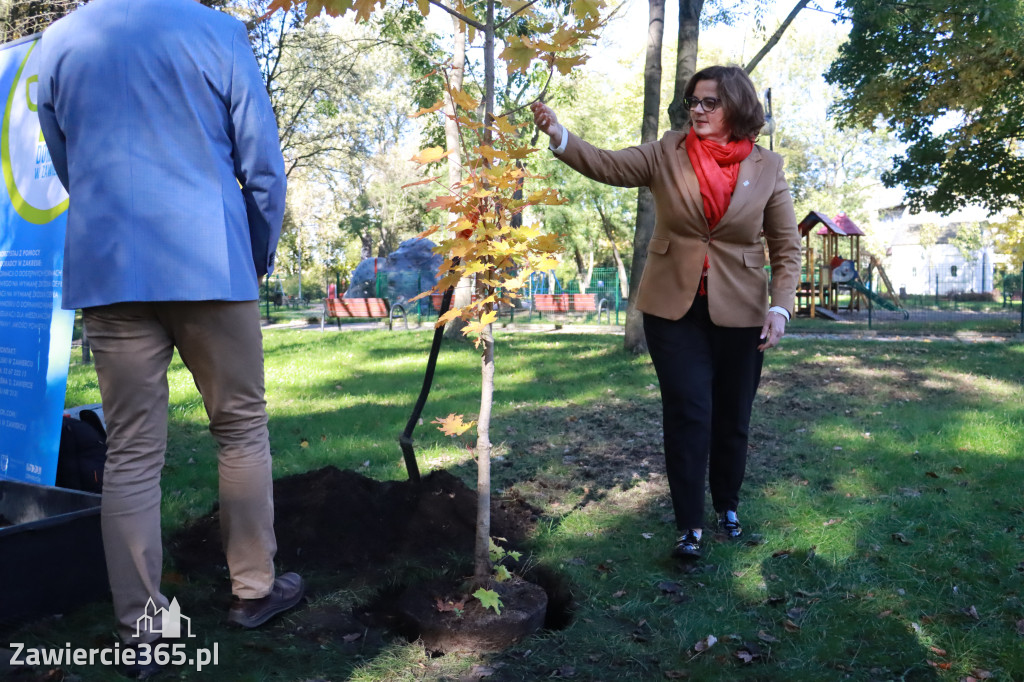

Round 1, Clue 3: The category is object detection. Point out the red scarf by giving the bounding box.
[684,128,753,293]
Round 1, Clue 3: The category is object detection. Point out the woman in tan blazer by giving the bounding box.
[532,65,801,560]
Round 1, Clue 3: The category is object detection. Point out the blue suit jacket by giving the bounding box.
[36,0,285,309]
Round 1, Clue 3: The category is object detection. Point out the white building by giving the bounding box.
[871,194,998,296]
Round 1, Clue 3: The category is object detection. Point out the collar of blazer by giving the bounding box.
[671,129,766,230]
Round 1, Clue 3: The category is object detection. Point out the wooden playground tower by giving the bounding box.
[795,211,902,318]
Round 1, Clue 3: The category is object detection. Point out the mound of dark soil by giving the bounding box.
[169,466,538,577]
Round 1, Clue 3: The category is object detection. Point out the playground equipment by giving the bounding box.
[796,211,907,319]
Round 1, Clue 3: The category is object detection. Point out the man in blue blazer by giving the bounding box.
[37,0,303,660]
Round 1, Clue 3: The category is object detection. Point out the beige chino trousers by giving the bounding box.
[83,301,277,642]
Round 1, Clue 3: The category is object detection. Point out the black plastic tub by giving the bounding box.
[0,480,109,628]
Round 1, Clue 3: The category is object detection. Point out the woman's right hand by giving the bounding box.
[530,101,563,147]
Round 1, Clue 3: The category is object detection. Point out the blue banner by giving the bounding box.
[0,35,73,485]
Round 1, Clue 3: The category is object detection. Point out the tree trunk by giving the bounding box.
[744,0,811,74]
[667,0,703,131]
[443,5,472,339]
[473,0,497,586]
[596,203,630,301]
[623,0,666,354]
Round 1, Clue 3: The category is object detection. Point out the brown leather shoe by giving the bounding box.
[227,572,305,628]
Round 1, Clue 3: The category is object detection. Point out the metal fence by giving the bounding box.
[372,267,627,324]
[365,261,1024,334]
[799,261,1024,334]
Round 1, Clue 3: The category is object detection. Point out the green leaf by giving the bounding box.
[473,588,503,615]
[494,565,513,582]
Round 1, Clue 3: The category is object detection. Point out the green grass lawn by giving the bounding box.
[7,329,1024,681]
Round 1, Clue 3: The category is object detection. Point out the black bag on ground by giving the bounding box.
[56,410,107,494]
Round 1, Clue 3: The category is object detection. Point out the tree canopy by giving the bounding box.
[826,0,1024,216]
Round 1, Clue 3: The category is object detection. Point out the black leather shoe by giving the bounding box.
[227,572,305,628]
[718,512,742,538]
[120,639,164,680]
[672,531,701,560]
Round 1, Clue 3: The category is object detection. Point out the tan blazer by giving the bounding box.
[558,129,801,327]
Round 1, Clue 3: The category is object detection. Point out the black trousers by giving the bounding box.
[643,294,764,531]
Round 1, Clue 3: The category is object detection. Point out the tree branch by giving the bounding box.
[745,0,810,74]
[427,0,485,31]
[494,0,543,30]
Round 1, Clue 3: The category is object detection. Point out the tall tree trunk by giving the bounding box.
[596,204,630,300]
[623,0,666,353]
[444,5,472,339]
[573,246,588,292]
[473,0,496,587]
[667,0,704,131]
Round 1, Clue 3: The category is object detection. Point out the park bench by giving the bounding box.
[533,293,570,313]
[321,297,407,331]
[570,293,611,322]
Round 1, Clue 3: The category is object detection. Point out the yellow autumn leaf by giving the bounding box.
[505,145,540,159]
[416,0,429,15]
[353,0,385,22]
[412,101,445,118]
[449,87,480,111]
[474,145,510,163]
[412,146,453,165]
[492,115,519,136]
[499,37,538,76]
[433,413,476,437]
[450,239,474,259]
[462,310,498,337]
[401,176,441,189]
[436,308,464,327]
[572,0,602,20]
[425,194,460,211]
[554,54,587,76]
[549,27,580,49]
[532,233,562,252]
[526,188,566,205]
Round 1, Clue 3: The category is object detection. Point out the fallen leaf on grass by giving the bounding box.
[772,548,793,558]
[928,645,947,657]
[552,665,576,677]
[663,671,689,679]
[823,518,842,526]
[927,660,951,670]
[786,607,806,621]
[969,669,994,679]
[657,581,683,594]
[612,590,627,598]
[952,465,965,474]
[877,610,892,618]
[631,619,653,642]
[692,634,717,653]
[962,605,979,620]
[459,664,498,681]
[1016,618,1024,635]
[734,642,763,664]
[925,471,939,478]
[891,532,912,544]
[783,619,801,632]
[341,632,361,642]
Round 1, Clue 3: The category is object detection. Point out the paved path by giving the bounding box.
[263,318,1022,343]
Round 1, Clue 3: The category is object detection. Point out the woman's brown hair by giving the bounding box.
[684,65,765,141]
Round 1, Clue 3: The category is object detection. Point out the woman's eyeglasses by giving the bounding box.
[685,96,721,112]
